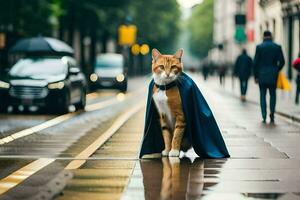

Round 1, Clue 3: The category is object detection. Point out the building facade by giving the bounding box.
[212,0,243,65]
[211,0,300,79]
[281,0,300,79]
[247,0,300,79]
[246,0,284,54]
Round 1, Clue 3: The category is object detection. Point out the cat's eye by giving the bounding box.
[171,65,177,69]
[158,65,164,69]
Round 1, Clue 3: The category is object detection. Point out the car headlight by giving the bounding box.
[48,81,65,89]
[90,73,98,82]
[116,74,125,82]
[0,81,10,89]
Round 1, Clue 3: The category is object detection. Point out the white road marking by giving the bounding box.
[0,158,55,195]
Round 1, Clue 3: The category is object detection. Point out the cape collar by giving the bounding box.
[155,81,177,91]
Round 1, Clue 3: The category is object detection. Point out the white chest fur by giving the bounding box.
[153,90,174,130]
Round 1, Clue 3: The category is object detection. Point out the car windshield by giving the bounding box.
[9,58,67,77]
[95,55,123,69]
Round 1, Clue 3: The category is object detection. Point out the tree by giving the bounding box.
[0,0,53,37]
[188,0,214,58]
[130,0,181,52]
[56,0,132,74]
[0,0,54,71]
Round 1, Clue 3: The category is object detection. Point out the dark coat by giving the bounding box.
[139,73,230,159]
[234,53,253,80]
[253,39,285,86]
[297,74,300,85]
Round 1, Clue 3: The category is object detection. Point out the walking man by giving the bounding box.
[234,49,253,102]
[254,31,285,123]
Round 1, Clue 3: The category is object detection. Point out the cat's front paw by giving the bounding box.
[162,150,170,156]
[169,149,180,157]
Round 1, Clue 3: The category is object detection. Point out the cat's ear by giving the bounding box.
[174,48,183,61]
[152,48,161,62]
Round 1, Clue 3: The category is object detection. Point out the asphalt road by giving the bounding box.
[0,76,148,200]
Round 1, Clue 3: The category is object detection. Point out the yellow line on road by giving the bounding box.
[0,88,146,195]
[0,92,130,145]
[65,101,144,170]
[0,101,144,196]
[0,90,122,144]
[86,92,98,99]
[0,158,55,195]
[85,93,123,111]
[86,91,117,100]
[0,113,76,144]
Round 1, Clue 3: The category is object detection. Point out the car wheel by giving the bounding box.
[23,106,30,114]
[75,90,86,111]
[0,104,7,113]
[57,92,70,114]
[119,81,128,93]
[11,105,20,114]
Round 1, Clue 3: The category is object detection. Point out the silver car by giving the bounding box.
[90,53,128,92]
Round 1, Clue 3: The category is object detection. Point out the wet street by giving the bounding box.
[0,74,300,200]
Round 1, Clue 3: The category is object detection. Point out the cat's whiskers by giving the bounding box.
[153,72,178,86]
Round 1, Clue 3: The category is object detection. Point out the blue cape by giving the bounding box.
[139,73,230,158]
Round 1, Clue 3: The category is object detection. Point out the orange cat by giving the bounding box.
[152,48,188,157]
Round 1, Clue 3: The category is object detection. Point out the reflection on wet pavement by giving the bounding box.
[123,158,300,200]
[123,158,203,200]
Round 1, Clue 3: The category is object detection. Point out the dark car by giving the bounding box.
[0,56,87,113]
[90,53,128,92]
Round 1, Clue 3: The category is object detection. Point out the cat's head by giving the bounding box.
[152,48,183,85]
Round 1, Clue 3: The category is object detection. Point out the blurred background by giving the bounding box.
[208,0,299,81]
[0,0,182,78]
[0,0,299,83]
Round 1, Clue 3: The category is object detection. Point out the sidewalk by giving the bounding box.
[207,75,300,122]
[122,75,300,199]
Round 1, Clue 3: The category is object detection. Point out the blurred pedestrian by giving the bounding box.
[218,65,226,86]
[292,53,300,104]
[234,49,253,102]
[202,59,210,81]
[254,31,285,123]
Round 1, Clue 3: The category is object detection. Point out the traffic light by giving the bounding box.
[118,25,137,46]
[235,26,247,43]
[234,14,246,43]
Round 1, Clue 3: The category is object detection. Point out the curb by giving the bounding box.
[215,86,300,123]
[275,110,300,123]
[244,98,300,123]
